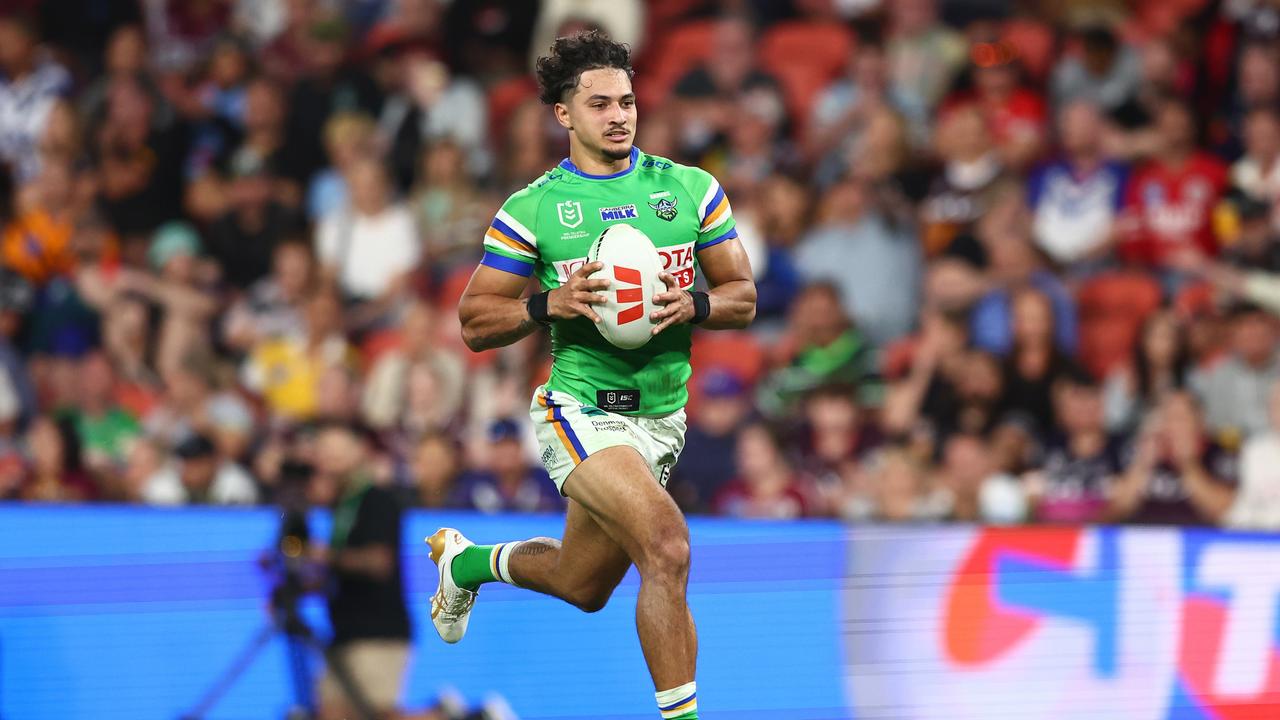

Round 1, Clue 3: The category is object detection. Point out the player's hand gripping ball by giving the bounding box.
[586,224,668,349]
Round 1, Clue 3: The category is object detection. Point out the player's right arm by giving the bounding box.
[461,195,611,351]
[459,263,610,351]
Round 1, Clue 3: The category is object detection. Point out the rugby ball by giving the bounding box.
[587,223,667,349]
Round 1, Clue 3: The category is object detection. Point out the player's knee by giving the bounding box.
[646,533,690,582]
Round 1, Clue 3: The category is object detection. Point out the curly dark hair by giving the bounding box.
[535,29,633,105]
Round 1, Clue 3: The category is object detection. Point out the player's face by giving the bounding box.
[559,68,636,161]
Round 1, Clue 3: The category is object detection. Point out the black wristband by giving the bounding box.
[689,291,711,324]
[527,291,552,325]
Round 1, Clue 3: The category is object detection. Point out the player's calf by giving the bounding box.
[447,535,618,612]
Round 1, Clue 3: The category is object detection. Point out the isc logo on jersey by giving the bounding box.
[599,204,638,221]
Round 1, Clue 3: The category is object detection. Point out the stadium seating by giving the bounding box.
[757,21,855,136]
[635,19,718,105]
[1076,272,1162,378]
[686,331,765,418]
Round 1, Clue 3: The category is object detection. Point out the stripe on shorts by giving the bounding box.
[540,391,588,464]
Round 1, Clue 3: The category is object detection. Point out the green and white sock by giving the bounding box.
[450,542,521,591]
[656,681,697,719]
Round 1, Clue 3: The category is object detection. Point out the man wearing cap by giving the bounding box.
[453,419,563,514]
[142,433,258,505]
[669,370,749,511]
[1172,203,1280,313]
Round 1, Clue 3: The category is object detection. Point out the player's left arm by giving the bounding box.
[652,172,756,333]
[650,238,756,334]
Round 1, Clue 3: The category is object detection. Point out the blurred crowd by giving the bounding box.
[4,0,1280,530]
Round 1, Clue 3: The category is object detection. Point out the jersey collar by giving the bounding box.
[558,146,640,180]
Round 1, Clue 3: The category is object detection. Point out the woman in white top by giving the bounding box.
[315,158,422,329]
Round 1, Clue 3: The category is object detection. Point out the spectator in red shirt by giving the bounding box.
[944,44,1046,171]
[714,422,813,519]
[795,385,882,511]
[1121,99,1228,272]
[20,415,95,502]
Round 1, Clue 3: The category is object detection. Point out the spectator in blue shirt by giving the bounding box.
[794,178,922,346]
[454,419,563,514]
[1027,100,1128,273]
[0,15,71,181]
[971,235,1078,355]
[670,369,752,512]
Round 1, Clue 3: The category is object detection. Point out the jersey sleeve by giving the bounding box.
[479,192,540,277]
[692,171,739,251]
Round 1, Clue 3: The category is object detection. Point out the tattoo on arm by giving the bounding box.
[488,316,538,348]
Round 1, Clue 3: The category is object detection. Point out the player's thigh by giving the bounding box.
[556,498,632,592]
[561,445,689,569]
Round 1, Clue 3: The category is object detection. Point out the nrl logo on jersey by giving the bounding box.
[556,200,583,228]
[649,196,678,222]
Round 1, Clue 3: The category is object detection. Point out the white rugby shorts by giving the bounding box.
[529,385,687,495]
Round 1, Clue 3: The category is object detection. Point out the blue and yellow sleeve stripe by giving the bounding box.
[480,208,538,276]
[483,219,535,258]
[698,180,732,233]
[480,249,534,277]
[696,224,738,251]
[482,209,538,259]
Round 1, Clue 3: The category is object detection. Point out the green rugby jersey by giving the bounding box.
[480,147,739,417]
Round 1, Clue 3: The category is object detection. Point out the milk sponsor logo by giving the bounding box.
[599,204,638,221]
